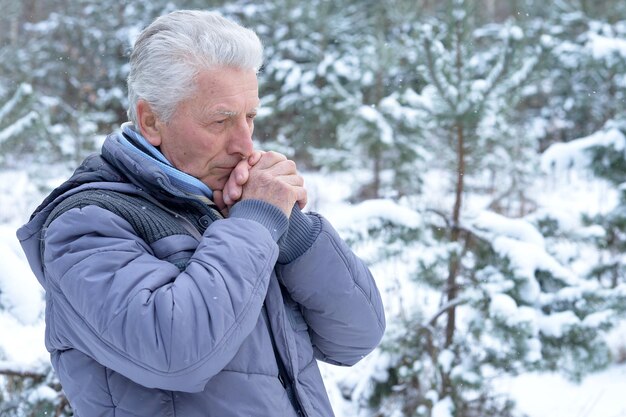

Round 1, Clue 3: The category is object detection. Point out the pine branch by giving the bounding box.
[326,73,362,108]
[480,35,514,100]
[425,295,470,327]
[0,367,47,381]
[422,36,457,111]
[0,83,33,123]
[425,207,451,228]
[0,111,39,145]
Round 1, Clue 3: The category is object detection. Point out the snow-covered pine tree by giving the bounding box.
[319,0,427,199]
[585,121,626,288]
[0,363,70,417]
[356,1,545,414]
[235,0,428,198]
[0,85,69,415]
[0,82,68,170]
[0,84,40,162]
[336,2,626,416]
[6,0,186,164]
[233,0,359,163]
[572,11,626,290]
[521,0,626,150]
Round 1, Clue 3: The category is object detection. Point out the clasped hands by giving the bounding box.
[212,151,307,218]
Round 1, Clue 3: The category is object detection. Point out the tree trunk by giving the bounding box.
[445,11,467,350]
[442,16,467,400]
[446,122,465,347]
[441,122,465,402]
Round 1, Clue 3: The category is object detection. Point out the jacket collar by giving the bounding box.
[102,124,214,206]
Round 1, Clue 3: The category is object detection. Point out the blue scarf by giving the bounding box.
[118,123,214,203]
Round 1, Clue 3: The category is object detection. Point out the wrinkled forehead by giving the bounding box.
[183,67,260,115]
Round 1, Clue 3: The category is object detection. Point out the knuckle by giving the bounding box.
[267,151,286,161]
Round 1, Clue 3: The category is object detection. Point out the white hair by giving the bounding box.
[127,10,263,125]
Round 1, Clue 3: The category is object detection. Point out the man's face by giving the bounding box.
[151,67,259,192]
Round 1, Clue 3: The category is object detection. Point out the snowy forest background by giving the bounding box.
[1,0,626,416]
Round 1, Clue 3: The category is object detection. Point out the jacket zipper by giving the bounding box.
[262,304,305,416]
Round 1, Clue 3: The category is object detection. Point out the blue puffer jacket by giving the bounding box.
[17,130,386,416]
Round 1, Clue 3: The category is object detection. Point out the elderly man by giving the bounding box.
[17,10,385,417]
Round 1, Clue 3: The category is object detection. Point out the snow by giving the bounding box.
[432,396,454,417]
[0,170,40,223]
[0,225,44,325]
[0,83,32,121]
[489,293,518,319]
[587,32,626,60]
[438,349,455,373]
[0,224,47,375]
[27,385,58,403]
[332,198,422,231]
[583,309,614,328]
[498,364,626,417]
[469,210,545,248]
[357,105,394,145]
[492,236,577,285]
[540,128,626,174]
[538,310,580,338]
[508,25,524,41]
[0,111,38,145]
[283,65,302,91]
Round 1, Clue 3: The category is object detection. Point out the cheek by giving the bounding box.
[182,130,216,155]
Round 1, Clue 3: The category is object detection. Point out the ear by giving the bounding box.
[136,100,162,146]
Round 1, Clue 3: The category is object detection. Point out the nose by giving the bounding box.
[228,116,254,158]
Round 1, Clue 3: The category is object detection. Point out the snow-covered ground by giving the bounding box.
[319,359,626,417]
[498,363,626,417]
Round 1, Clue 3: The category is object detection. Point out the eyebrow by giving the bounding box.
[207,108,259,118]
[213,110,238,117]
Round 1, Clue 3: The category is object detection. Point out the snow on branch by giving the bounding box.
[541,128,626,174]
[0,83,33,122]
[0,111,39,145]
[357,105,394,145]
[0,360,46,380]
[425,295,470,327]
[421,28,457,111]
[586,32,626,61]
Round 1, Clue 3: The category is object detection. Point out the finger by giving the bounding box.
[223,184,239,206]
[222,159,251,205]
[295,186,308,209]
[254,151,288,169]
[232,159,250,185]
[226,183,243,205]
[262,159,298,177]
[279,172,304,186]
[221,177,237,206]
[248,150,264,167]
